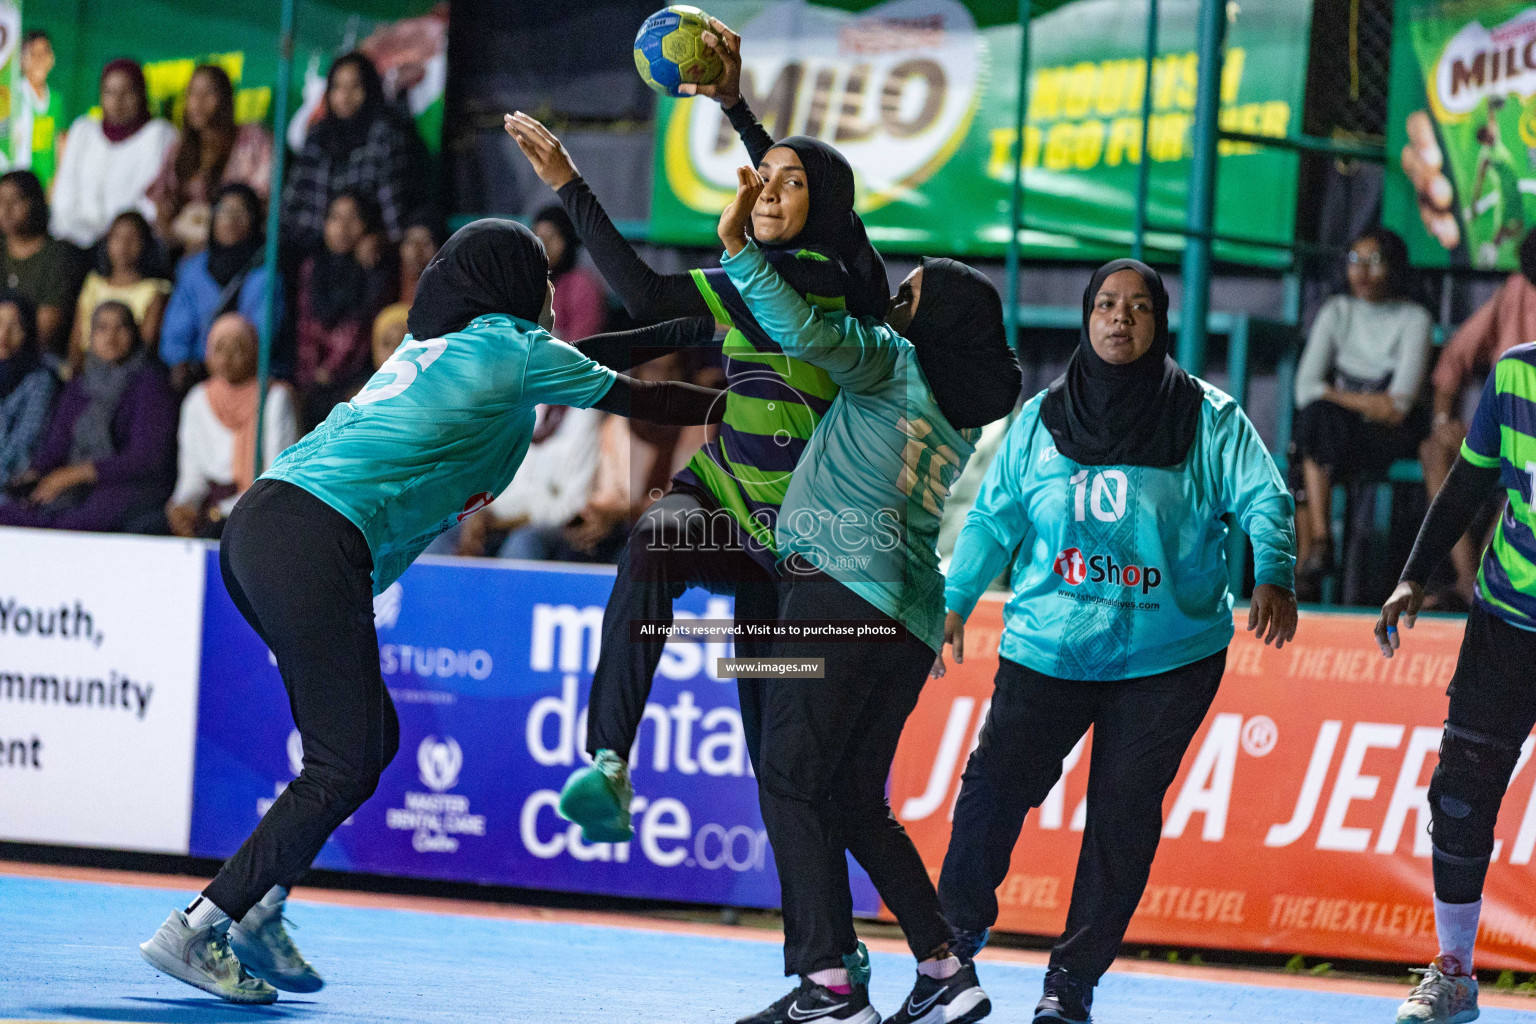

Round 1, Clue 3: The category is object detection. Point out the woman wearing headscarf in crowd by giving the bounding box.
[712,166,1021,1024]
[533,204,606,340]
[280,52,426,253]
[507,105,889,846]
[368,211,443,364]
[138,218,725,1004]
[929,260,1297,1024]
[161,184,280,392]
[296,189,398,427]
[0,292,56,485]
[72,211,171,373]
[149,64,274,255]
[0,169,88,357]
[1290,227,1432,599]
[167,314,298,539]
[51,58,177,249]
[0,301,175,532]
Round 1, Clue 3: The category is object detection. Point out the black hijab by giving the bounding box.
[905,258,1020,430]
[407,219,549,338]
[309,52,386,161]
[1040,259,1204,468]
[757,136,888,319]
[0,288,40,400]
[206,184,265,288]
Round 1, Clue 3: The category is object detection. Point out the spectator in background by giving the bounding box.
[0,301,175,532]
[71,211,170,374]
[160,184,279,393]
[0,170,87,359]
[280,52,425,252]
[397,213,443,306]
[533,204,606,341]
[149,64,274,256]
[167,313,298,538]
[296,189,396,427]
[1291,227,1432,598]
[0,292,56,484]
[368,213,443,357]
[371,302,409,370]
[1420,228,1536,606]
[12,31,67,192]
[51,59,177,249]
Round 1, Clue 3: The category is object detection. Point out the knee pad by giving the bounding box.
[1428,724,1522,860]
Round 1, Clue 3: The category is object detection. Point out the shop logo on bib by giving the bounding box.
[1053,547,1087,585]
[1054,547,1162,594]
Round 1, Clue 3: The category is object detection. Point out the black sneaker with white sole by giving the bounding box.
[885,962,991,1024]
[735,978,880,1024]
[1033,966,1093,1024]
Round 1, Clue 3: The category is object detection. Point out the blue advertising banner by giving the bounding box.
[190,551,877,913]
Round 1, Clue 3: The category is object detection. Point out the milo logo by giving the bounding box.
[671,0,982,212]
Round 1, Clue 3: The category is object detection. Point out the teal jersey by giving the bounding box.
[722,243,978,651]
[946,384,1295,681]
[1460,342,1536,629]
[265,314,616,592]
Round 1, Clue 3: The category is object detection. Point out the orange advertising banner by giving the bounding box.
[888,600,1536,969]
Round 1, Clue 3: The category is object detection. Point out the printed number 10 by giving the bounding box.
[1071,469,1129,522]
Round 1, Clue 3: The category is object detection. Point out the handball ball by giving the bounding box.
[634,6,724,97]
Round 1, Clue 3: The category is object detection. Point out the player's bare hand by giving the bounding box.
[678,17,742,107]
[1248,583,1298,649]
[505,111,579,191]
[931,610,965,678]
[718,165,762,256]
[1375,580,1425,658]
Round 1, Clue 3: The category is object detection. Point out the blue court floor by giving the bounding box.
[3,871,1535,1024]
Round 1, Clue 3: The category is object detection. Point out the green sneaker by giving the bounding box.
[558,749,634,842]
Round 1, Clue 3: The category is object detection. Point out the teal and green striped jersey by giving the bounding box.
[677,249,848,571]
[1461,342,1536,629]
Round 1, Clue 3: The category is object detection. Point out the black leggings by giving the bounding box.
[586,488,780,767]
[938,649,1226,985]
[1431,605,1536,903]
[757,571,951,976]
[203,479,399,922]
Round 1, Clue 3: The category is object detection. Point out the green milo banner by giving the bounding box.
[648,0,1312,265]
[1386,0,1536,270]
[25,0,445,152]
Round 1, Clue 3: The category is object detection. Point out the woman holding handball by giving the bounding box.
[506,11,889,843]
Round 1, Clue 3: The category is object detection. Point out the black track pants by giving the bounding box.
[203,479,399,922]
[938,649,1226,984]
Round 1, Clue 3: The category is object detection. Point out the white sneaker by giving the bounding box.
[229,889,324,992]
[139,910,278,1004]
[1396,957,1479,1023]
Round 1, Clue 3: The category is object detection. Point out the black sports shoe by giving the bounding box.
[885,962,991,1024]
[1033,967,1093,1023]
[735,978,879,1024]
[949,927,989,964]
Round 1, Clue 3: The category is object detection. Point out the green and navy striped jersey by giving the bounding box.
[677,248,847,571]
[1462,342,1536,629]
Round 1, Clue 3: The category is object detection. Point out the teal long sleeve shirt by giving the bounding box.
[722,242,979,651]
[946,385,1295,681]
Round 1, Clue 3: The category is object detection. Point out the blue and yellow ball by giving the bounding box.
[634,6,725,98]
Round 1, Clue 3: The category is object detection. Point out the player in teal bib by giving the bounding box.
[934,260,1296,1024]
[1378,342,1536,1024]
[138,220,722,1005]
[713,157,1021,1024]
